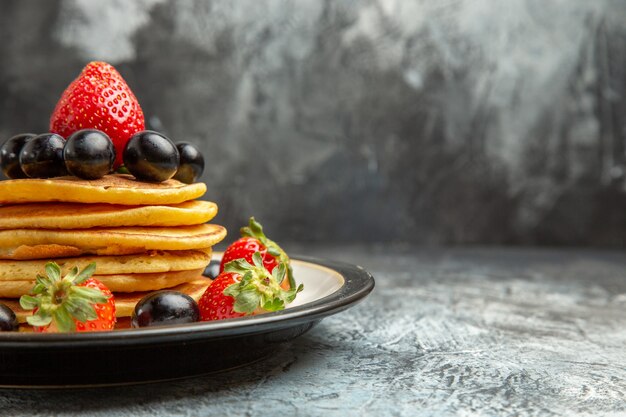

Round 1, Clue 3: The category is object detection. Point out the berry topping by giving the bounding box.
[49,61,145,167]
[123,130,180,182]
[0,133,35,179]
[19,133,68,178]
[198,253,303,321]
[173,142,204,184]
[63,129,116,180]
[0,303,18,331]
[19,262,116,332]
[131,290,200,328]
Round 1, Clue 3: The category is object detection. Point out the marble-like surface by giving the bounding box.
[1,245,625,416]
[1,1,626,245]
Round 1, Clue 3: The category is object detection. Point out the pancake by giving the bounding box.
[0,268,205,297]
[0,174,205,205]
[0,200,217,229]
[0,249,212,280]
[5,278,212,324]
[0,224,227,260]
[99,269,205,292]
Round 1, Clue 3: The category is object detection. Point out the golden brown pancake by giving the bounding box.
[98,269,205,292]
[5,278,212,323]
[0,249,212,280]
[0,174,205,205]
[0,200,217,229]
[0,224,226,260]
[0,268,205,297]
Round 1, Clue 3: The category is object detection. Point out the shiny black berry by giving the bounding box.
[173,142,204,184]
[63,129,115,180]
[123,131,179,182]
[0,133,35,179]
[204,260,221,279]
[131,290,200,328]
[0,303,18,331]
[19,133,68,178]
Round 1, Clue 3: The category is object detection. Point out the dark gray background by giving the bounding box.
[1,0,625,245]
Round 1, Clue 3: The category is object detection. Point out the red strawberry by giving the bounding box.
[49,61,145,167]
[197,272,245,321]
[220,217,295,291]
[19,262,116,332]
[220,237,279,274]
[199,252,303,321]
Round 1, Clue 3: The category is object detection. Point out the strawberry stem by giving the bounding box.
[240,217,296,289]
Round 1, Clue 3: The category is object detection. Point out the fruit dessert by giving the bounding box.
[0,62,302,332]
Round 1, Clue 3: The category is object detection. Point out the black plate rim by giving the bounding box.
[0,255,375,348]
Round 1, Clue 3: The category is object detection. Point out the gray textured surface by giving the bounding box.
[1,1,626,245]
[1,246,625,416]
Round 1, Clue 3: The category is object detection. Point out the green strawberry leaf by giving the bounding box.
[69,286,109,304]
[252,252,264,268]
[224,258,254,275]
[262,297,285,312]
[31,283,46,295]
[240,217,265,241]
[74,262,96,285]
[266,247,281,257]
[19,295,39,310]
[271,263,287,283]
[35,273,52,289]
[284,283,304,303]
[232,289,262,314]
[65,297,98,322]
[26,312,52,327]
[62,266,79,284]
[52,307,75,333]
[44,262,61,282]
[286,265,297,292]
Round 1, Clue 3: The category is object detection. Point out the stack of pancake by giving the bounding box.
[0,174,226,328]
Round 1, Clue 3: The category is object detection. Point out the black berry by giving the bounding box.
[63,129,116,179]
[123,131,179,182]
[173,142,204,184]
[19,133,68,178]
[131,290,199,328]
[0,133,35,179]
[0,303,18,331]
[204,260,221,279]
